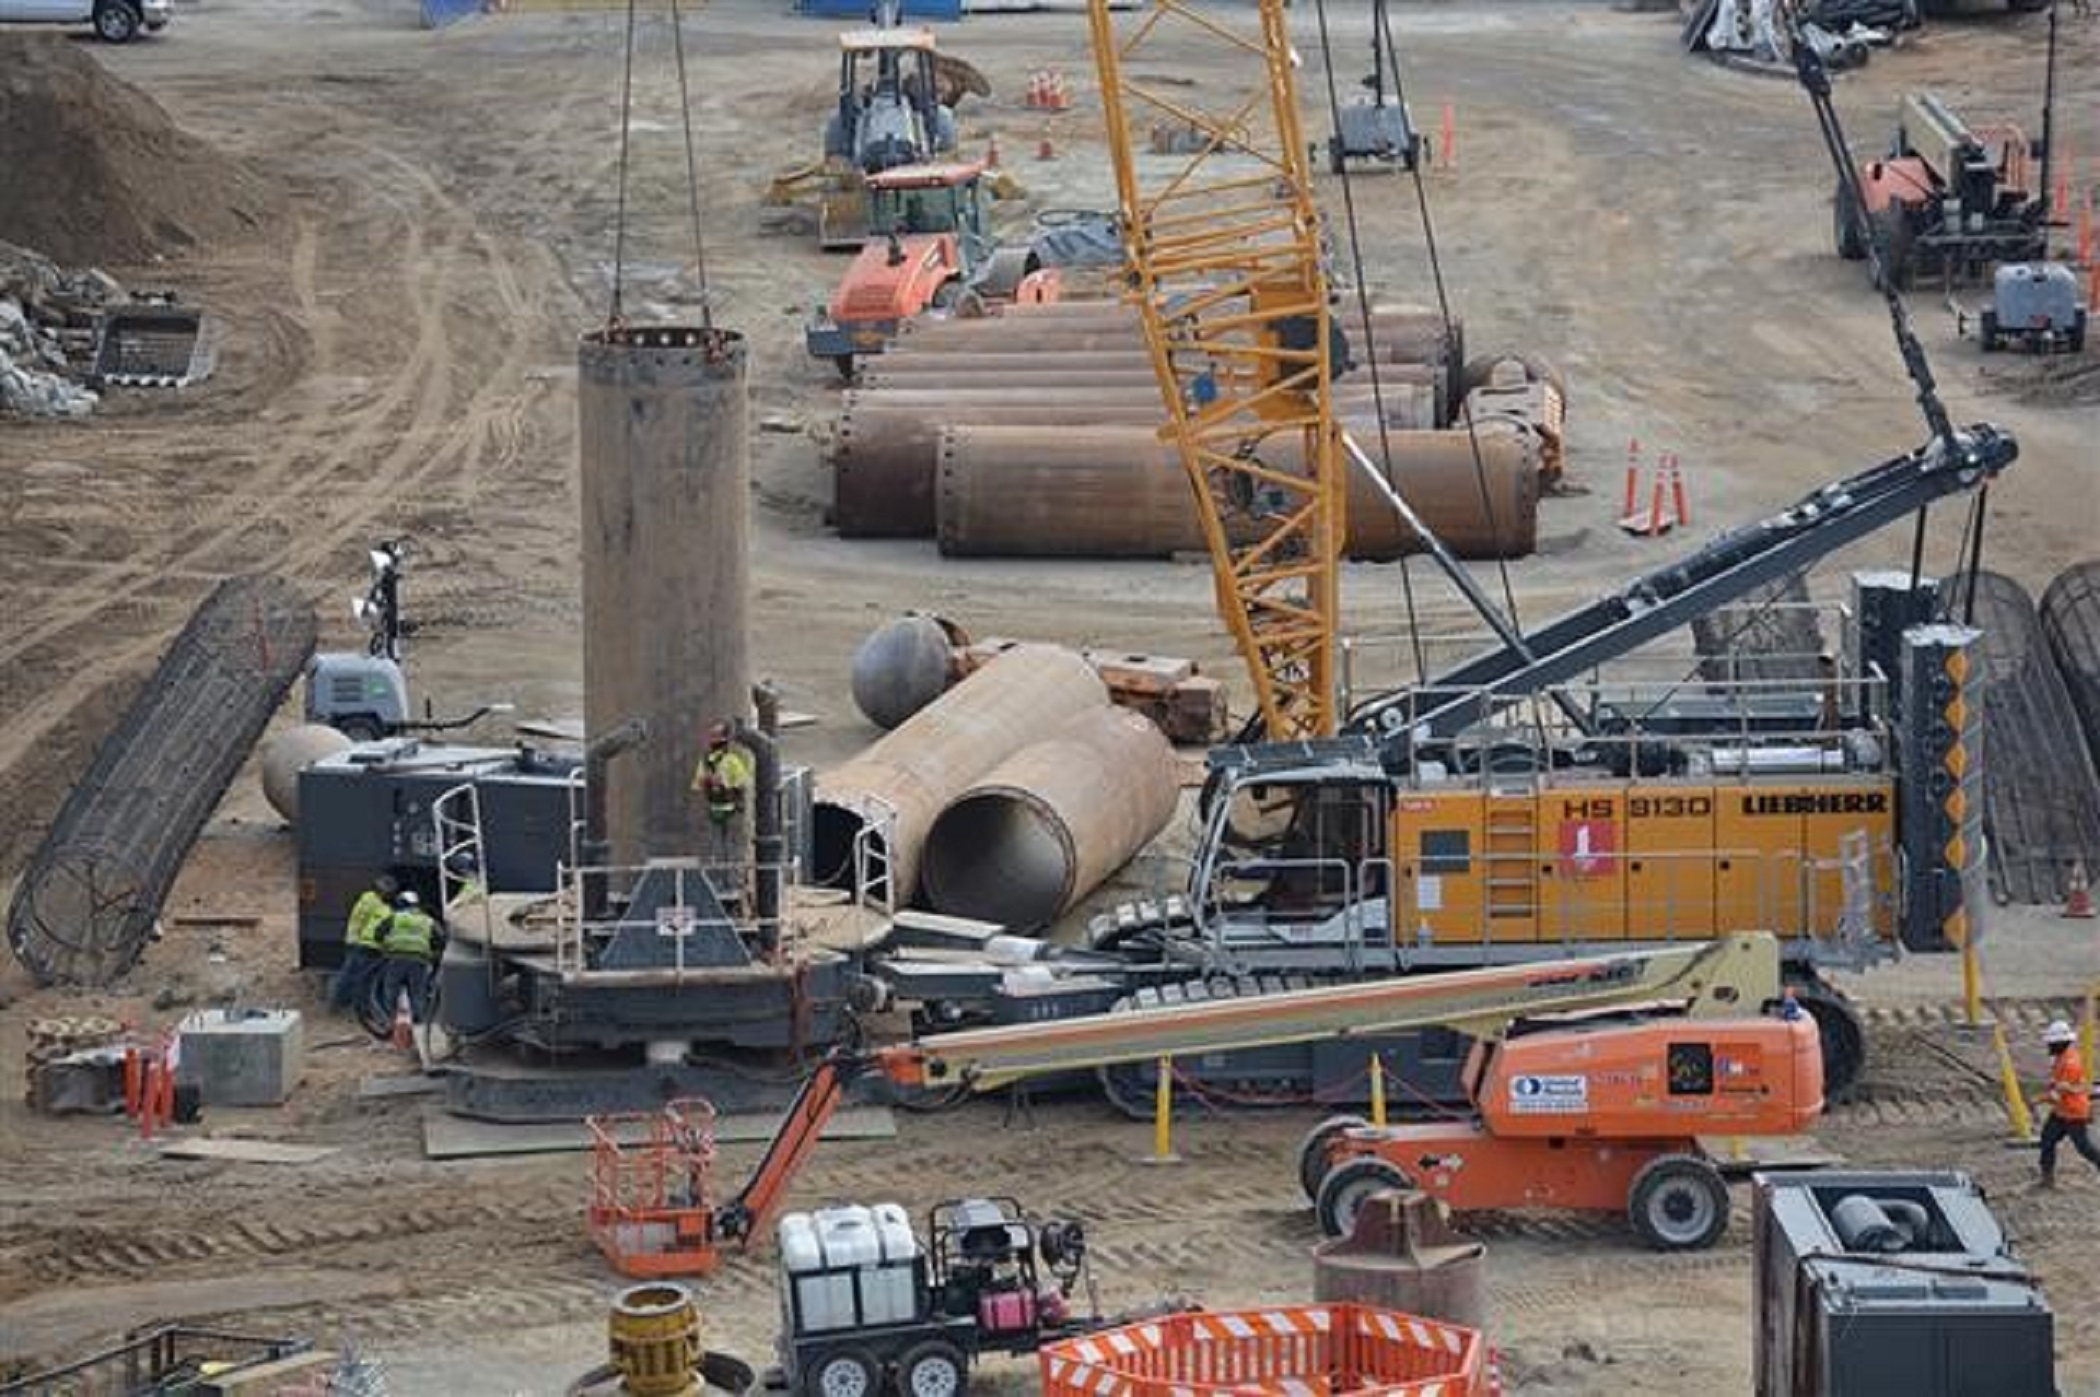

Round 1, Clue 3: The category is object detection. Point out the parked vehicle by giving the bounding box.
[0,0,171,43]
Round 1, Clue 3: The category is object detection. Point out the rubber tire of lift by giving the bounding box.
[1314,1157,1412,1239]
[1298,1114,1370,1203]
[803,1349,880,1397]
[897,1340,968,1397]
[1627,1153,1730,1251]
[1789,977,1865,1101]
[1834,179,1866,261]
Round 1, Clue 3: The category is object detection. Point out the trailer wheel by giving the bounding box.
[1315,1157,1412,1238]
[804,1349,880,1397]
[1298,1114,1369,1202]
[1628,1154,1730,1251]
[899,1340,967,1397]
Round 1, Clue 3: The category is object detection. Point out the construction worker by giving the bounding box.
[331,873,397,1013]
[2037,1019,2100,1187]
[695,722,754,827]
[376,890,442,1026]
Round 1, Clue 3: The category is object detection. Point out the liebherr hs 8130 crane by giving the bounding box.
[893,0,2013,1111]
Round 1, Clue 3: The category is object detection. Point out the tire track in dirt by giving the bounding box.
[0,73,591,811]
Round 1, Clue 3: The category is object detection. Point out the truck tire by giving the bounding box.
[1298,1114,1369,1202]
[335,715,387,743]
[2070,311,2087,354]
[898,1340,967,1397]
[1979,309,2000,353]
[1834,180,1866,261]
[1314,1156,1411,1238]
[1870,205,1913,292]
[803,1349,880,1397]
[93,0,141,42]
[1628,1154,1730,1251]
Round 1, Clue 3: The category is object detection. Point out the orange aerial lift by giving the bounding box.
[646,932,1816,1261]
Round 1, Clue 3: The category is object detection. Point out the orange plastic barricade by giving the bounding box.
[585,1097,721,1278]
[1040,1304,1489,1397]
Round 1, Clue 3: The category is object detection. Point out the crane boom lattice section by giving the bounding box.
[1087,0,1345,740]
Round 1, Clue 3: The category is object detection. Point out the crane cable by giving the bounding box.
[608,0,717,331]
[1305,0,1426,684]
[1307,0,1528,684]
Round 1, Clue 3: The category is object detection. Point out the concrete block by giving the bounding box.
[175,1008,304,1106]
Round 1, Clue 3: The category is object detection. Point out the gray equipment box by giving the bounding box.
[295,742,579,970]
[1982,263,2086,353]
[1753,1170,2055,1397]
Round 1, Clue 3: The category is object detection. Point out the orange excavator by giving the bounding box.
[609,933,1817,1266]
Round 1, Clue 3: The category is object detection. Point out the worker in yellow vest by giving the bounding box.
[376,890,442,1026]
[695,722,755,826]
[332,873,397,1014]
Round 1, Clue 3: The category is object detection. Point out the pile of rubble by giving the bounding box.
[0,239,124,419]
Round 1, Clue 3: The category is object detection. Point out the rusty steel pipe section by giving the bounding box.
[811,645,1109,902]
[919,706,1181,930]
[580,325,752,868]
[833,382,1443,538]
[834,398,1169,536]
[934,423,1536,560]
[859,367,1163,392]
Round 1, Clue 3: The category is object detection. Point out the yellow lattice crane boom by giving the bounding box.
[1086,0,1346,740]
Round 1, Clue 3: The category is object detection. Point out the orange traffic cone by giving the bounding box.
[2064,859,2096,919]
[391,988,415,1050]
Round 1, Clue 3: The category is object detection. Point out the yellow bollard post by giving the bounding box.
[1993,1023,2036,1143]
[2082,988,2097,1082]
[1369,1053,1387,1129]
[1961,939,1984,1028]
[1146,1054,1180,1165]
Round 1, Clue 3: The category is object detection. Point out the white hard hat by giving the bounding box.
[2044,1020,2076,1047]
[398,890,421,909]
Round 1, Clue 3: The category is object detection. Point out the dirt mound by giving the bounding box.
[0,33,281,266]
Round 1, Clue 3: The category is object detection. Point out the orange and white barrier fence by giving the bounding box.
[1041,1303,1489,1397]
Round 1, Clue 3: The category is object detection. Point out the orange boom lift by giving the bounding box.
[621,933,1816,1266]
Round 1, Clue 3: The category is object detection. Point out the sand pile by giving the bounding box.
[0,33,281,265]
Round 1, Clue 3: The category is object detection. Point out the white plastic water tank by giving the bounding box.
[817,1206,881,1328]
[780,1211,844,1333]
[870,1203,922,1324]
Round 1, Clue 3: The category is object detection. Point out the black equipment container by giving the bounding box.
[1753,1170,2055,1397]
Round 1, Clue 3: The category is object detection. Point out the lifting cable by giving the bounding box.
[1306,0,1426,684]
[1307,0,1528,685]
[608,0,717,331]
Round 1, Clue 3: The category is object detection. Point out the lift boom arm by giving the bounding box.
[719,934,1781,1242]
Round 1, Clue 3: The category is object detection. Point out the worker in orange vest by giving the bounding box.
[2037,1020,2099,1187]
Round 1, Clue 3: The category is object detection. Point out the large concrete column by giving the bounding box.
[578,326,750,869]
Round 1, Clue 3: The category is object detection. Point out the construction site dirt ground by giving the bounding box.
[3,0,2099,1391]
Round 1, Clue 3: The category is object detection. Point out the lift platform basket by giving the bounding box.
[587,1097,721,1278]
[1039,1304,1489,1397]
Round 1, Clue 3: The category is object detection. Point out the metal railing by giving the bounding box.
[851,793,899,918]
[1193,839,1895,966]
[550,856,803,977]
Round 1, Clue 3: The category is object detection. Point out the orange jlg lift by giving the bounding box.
[591,932,1818,1273]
